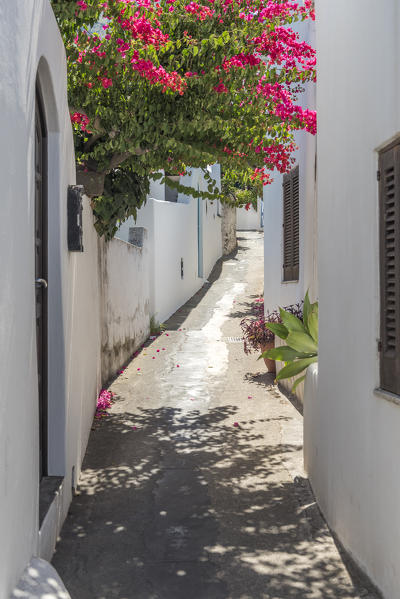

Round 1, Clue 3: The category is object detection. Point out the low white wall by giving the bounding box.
[99,236,150,384]
[117,167,222,324]
[236,198,263,231]
[307,2,400,597]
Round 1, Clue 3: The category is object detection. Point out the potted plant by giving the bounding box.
[240,299,303,373]
[262,292,318,390]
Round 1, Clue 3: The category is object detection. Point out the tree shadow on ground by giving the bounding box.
[52,405,374,599]
[228,295,263,320]
[244,371,276,389]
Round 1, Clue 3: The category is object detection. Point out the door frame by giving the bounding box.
[35,82,48,480]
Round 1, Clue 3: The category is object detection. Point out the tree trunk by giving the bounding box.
[76,168,106,197]
[221,203,237,255]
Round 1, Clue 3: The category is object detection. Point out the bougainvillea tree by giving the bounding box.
[52,0,315,237]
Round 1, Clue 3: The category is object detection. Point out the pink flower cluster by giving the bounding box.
[118,13,169,49]
[252,27,316,74]
[257,81,316,135]
[95,389,116,419]
[213,81,228,93]
[219,53,261,72]
[131,53,186,94]
[184,2,215,20]
[70,111,90,131]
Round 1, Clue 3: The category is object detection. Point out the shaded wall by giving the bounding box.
[99,236,150,384]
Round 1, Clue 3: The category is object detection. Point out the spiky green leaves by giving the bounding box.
[262,291,318,390]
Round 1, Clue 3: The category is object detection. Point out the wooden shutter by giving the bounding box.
[283,165,300,281]
[379,143,400,394]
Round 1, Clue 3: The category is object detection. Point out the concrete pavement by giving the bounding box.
[52,232,378,599]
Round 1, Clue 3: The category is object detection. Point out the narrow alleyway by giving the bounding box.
[53,233,376,599]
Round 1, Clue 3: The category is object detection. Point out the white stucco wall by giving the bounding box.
[117,167,222,324]
[263,17,317,313]
[236,198,263,231]
[0,2,95,595]
[305,2,400,597]
[0,4,152,596]
[99,236,150,384]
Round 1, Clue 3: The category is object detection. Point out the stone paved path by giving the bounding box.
[53,232,378,599]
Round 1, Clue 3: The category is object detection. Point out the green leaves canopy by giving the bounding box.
[51,0,316,237]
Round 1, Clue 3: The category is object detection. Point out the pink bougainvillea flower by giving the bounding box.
[157,349,160,352]
[165,333,169,336]
[248,396,252,399]
[176,365,180,368]
[137,368,141,371]
[132,426,137,431]
[233,422,239,427]
[162,348,166,350]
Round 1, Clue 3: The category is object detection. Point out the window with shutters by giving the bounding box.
[282,165,300,282]
[379,142,400,395]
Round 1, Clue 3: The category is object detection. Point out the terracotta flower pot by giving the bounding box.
[260,341,276,373]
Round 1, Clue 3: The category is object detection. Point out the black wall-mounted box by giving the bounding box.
[67,185,84,252]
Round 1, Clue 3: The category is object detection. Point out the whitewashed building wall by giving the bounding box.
[263,17,317,312]
[304,2,400,597]
[0,3,91,595]
[0,3,150,596]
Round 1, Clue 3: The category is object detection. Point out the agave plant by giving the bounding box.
[261,292,318,391]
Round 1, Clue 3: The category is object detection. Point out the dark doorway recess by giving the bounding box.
[35,84,48,480]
